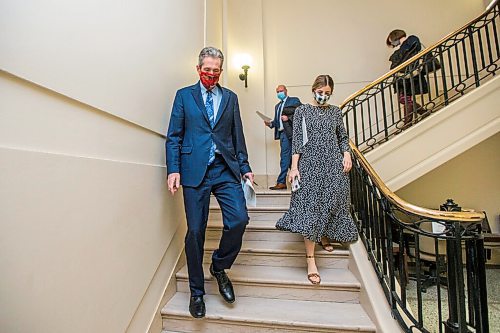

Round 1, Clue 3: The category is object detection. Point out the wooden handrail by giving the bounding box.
[350,141,486,222]
[340,0,499,110]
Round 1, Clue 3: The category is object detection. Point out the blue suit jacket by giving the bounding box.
[271,96,301,140]
[166,82,252,187]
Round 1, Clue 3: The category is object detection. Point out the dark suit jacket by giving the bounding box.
[282,105,299,140]
[389,35,429,95]
[270,96,301,140]
[166,82,252,187]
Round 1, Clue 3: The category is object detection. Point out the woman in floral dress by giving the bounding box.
[276,75,358,284]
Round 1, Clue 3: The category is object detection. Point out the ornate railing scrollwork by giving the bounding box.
[341,1,499,153]
[349,142,489,332]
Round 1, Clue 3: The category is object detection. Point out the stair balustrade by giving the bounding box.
[341,3,498,331]
[340,1,499,153]
[349,141,489,333]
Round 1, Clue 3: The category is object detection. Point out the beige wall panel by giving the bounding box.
[0,148,185,333]
[225,0,268,175]
[0,0,204,134]
[257,0,485,175]
[262,0,484,102]
[0,72,164,165]
[206,0,223,50]
[0,1,205,331]
[396,133,500,233]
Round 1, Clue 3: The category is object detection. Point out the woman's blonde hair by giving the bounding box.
[311,74,334,92]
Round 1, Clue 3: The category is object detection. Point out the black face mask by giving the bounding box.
[391,39,401,47]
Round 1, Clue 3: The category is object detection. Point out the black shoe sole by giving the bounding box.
[189,312,205,319]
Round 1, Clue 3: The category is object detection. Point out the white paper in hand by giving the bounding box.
[241,179,257,207]
[256,111,272,122]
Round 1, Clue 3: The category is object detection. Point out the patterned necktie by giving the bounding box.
[206,90,216,165]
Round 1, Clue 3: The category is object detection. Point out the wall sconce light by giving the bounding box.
[239,65,250,88]
[233,53,253,88]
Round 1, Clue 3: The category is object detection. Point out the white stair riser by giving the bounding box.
[163,318,372,333]
[203,252,349,269]
[175,279,360,303]
[209,210,285,221]
[207,229,304,242]
[210,195,291,207]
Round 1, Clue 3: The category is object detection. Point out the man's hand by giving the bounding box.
[264,120,272,127]
[281,115,288,122]
[243,172,255,184]
[167,173,181,195]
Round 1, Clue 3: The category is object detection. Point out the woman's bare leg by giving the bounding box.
[305,238,320,284]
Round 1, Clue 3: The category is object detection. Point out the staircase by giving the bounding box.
[161,189,376,332]
[365,75,500,191]
[340,2,499,190]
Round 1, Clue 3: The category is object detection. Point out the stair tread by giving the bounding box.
[208,219,282,229]
[162,292,376,331]
[205,239,350,256]
[210,205,289,211]
[176,264,360,289]
[253,190,291,195]
[212,189,292,195]
[209,219,354,237]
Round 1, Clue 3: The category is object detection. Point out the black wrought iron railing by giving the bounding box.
[340,1,499,153]
[349,142,489,333]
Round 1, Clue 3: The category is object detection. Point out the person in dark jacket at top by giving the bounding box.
[387,29,429,128]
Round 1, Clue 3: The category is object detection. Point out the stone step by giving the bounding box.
[204,239,350,269]
[162,292,376,332]
[176,264,360,303]
[210,190,291,207]
[209,206,288,221]
[207,219,304,242]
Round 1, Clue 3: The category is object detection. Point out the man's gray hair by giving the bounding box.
[198,46,224,67]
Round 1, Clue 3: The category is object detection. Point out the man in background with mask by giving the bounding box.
[166,46,254,319]
[264,85,301,190]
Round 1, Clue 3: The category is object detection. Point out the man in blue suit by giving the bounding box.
[166,47,254,318]
[264,85,301,190]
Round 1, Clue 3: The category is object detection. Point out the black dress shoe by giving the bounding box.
[189,295,206,318]
[210,263,235,303]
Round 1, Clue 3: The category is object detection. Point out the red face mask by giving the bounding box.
[199,71,220,90]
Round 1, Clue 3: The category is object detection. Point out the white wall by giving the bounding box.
[223,0,268,176]
[0,0,202,134]
[221,0,486,177]
[0,0,203,332]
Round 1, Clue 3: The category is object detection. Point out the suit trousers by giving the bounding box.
[182,154,249,297]
[277,131,292,185]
